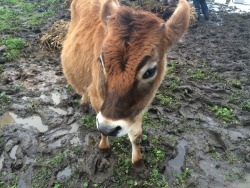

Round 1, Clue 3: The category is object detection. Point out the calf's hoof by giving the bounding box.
[133,159,150,179]
[99,148,112,158]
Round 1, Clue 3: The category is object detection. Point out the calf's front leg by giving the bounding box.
[128,115,149,178]
[98,134,111,158]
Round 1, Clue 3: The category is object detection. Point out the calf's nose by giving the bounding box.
[96,118,121,136]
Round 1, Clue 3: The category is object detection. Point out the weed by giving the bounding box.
[0,37,25,60]
[209,146,221,160]
[65,84,75,95]
[188,69,206,80]
[153,148,165,161]
[227,78,248,88]
[211,105,235,122]
[48,153,64,165]
[156,93,173,107]
[144,168,168,187]
[83,182,89,187]
[141,134,148,141]
[177,168,193,184]
[142,112,157,130]
[81,114,95,129]
[166,135,176,144]
[15,83,25,91]
[0,92,11,105]
[247,134,250,142]
[0,64,3,74]
[53,182,61,188]
[242,101,250,111]
[166,60,178,75]
[168,77,182,90]
[225,151,239,164]
[229,91,242,103]
[224,169,245,182]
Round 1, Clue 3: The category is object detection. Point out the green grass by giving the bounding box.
[111,135,169,187]
[166,60,178,75]
[0,92,11,105]
[225,151,239,164]
[0,37,25,60]
[188,68,206,80]
[242,101,250,111]
[176,168,193,185]
[0,0,65,32]
[224,169,245,182]
[156,93,173,107]
[211,105,235,122]
[209,146,221,160]
[81,114,96,129]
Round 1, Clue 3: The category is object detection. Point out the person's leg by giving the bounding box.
[193,0,202,17]
[200,0,209,20]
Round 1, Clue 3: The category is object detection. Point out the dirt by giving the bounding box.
[0,0,250,187]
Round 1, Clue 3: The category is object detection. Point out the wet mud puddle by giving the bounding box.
[167,139,188,174]
[0,112,48,132]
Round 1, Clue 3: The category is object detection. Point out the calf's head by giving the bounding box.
[96,0,190,137]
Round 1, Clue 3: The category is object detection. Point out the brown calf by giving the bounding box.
[61,0,190,178]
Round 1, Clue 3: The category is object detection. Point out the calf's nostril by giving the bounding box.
[115,126,121,131]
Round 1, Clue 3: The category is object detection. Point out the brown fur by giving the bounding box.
[61,0,190,176]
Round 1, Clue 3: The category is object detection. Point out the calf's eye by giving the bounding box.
[142,67,157,79]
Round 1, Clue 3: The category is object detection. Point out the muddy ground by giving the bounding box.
[0,0,250,187]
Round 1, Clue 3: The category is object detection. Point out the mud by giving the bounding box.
[0,0,250,187]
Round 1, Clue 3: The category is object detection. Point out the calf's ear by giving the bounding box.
[163,0,190,49]
[100,0,119,26]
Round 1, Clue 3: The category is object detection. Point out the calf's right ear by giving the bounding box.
[163,0,191,49]
[100,0,119,26]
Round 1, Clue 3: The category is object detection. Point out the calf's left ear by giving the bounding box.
[100,0,119,26]
[163,0,191,48]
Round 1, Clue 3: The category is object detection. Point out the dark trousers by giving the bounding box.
[193,0,209,19]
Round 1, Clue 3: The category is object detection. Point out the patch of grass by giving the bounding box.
[224,169,245,182]
[166,135,176,144]
[211,105,235,122]
[209,146,221,160]
[82,181,89,187]
[188,69,206,80]
[176,168,193,185]
[156,93,173,107]
[0,0,66,32]
[227,78,248,88]
[0,92,11,105]
[152,148,165,162]
[53,182,61,188]
[225,151,239,164]
[142,112,158,130]
[167,77,182,90]
[15,83,25,91]
[81,114,96,129]
[166,60,178,75]
[229,91,242,103]
[65,84,75,95]
[0,64,3,74]
[242,101,250,111]
[48,153,65,165]
[143,168,169,187]
[111,136,169,187]
[0,37,25,60]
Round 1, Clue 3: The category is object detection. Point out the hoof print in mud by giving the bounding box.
[133,159,150,179]
[99,148,112,158]
[96,157,111,172]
